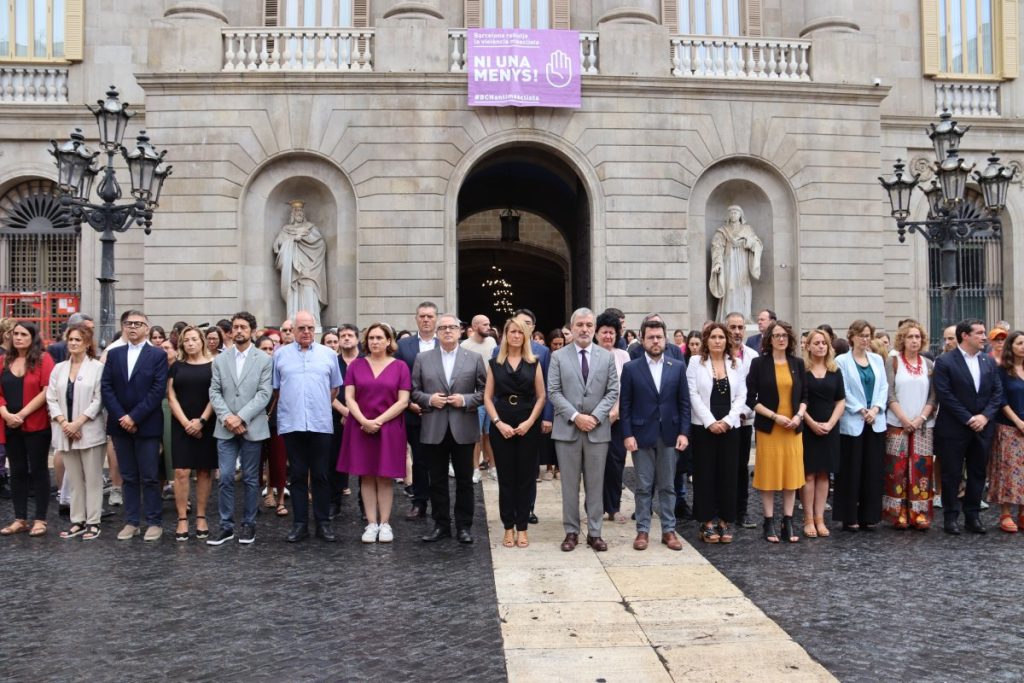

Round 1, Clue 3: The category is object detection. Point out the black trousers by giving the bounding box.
[491,421,541,531]
[284,431,333,526]
[425,427,475,530]
[6,429,51,520]
[603,421,626,514]
[835,430,885,525]
[329,422,349,504]
[735,425,753,519]
[407,421,430,510]
[691,425,739,524]
[937,436,990,520]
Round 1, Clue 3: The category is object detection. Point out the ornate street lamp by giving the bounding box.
[49,86,172,347]
[879,109,1014,330]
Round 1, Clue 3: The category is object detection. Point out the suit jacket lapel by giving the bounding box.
[449,348,466,391]
[569,345,585,387]
[952,350,979,396]
[432,348,448,392]
[640,356,659,396]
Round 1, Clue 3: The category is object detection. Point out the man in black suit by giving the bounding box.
[932,318,1004,535]
[745,308,776,353]
[396,301,439,520]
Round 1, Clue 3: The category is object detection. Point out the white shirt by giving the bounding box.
[440,345,458,386]
[418,335,436,354]
[959,346,982,392]
[646,353,664,392]
[126,340,146,378]
[234,343,253,380]
[734,346,758,425]
[574,343,591,378]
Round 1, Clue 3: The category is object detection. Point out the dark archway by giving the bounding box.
[456,147,590,334]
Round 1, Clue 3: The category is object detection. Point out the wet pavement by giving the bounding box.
[0,480,507,682]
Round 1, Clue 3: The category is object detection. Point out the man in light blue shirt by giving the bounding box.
[273,310,343,543]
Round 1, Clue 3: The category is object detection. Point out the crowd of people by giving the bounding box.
[0,301,1022,551]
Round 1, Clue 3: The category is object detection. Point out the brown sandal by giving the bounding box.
[29,520,48,537]
[502,529,515,548]
[276,504,289,517]
[803,521,818,538]
[814,516,830,537]
[1,519,29,535]
[263,493,277,509]
[516,530,529,548]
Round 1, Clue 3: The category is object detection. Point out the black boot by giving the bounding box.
[0,475,9,499]
[762,516,778,542]
[781,515,799,543]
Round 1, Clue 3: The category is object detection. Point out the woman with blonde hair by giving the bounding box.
[47,323,106,540]
[484,317,546,548]
[883,320,937,530]
[801,328,845,537]
[167,325,216,541]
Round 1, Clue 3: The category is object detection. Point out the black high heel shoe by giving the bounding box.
[175,517,189,542]
[762,516,778,543]
[781,515,799,543]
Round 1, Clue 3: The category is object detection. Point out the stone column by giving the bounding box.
[148,2,228,73]
[595,0,669,78]
[374,0,449,73]
[799,0,875,85]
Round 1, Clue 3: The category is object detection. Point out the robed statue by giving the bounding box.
[273,200,327,328]
[709,205,763,323]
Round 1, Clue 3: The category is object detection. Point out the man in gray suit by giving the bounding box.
[412,313,487,544]
[548,307,619,551]
[207,311,274,545]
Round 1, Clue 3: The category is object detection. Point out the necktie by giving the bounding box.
[580,349,589,383]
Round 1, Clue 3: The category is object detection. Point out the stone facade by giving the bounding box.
[1,0,1022,337]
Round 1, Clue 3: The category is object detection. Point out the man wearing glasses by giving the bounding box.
[100,310,169,542]
[279,319,295,345]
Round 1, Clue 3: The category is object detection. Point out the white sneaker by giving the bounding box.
[448,463,455,478]
[108,486,123,506]
[489,468,498,481]
[472,469,482,484]
[934,495,943,508]
[378,523,394,543]
[980,500,990,510]
[361,523,379,543]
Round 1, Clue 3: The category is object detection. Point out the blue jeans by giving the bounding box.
[217,436,263,531]
[112,435,162,526]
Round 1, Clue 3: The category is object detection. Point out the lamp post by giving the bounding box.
[879,110,1014,331]
[48,86,172,348]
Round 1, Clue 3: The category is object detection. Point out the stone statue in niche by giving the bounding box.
[273,200,327,328]
[708,205,763,323]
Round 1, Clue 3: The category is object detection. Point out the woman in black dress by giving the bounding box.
[801,329,845,537]
[484,317,546,548]
[167,326,217,541]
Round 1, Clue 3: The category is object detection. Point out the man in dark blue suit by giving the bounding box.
[933,318,1004,535]
[100,310,169,542]
[620,319,690,551]
[396,301,439,520]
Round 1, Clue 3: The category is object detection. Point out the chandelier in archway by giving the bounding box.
[482,264,514,315]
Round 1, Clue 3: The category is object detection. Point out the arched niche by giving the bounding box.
[239,153,356,327]
[687,157,799,328]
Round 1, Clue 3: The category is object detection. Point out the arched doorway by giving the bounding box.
[456,147,590,333]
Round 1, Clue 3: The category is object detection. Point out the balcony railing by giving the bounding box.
[0,66,68,103]
[448,30,599,75]
[934,82,999,117]
[670,35,811,81]
[222,28,374,71]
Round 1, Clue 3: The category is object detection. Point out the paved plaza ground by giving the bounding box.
[2,469,1023,682]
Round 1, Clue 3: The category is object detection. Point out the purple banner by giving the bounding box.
[467,29,581,109]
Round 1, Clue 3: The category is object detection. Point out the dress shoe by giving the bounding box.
[116,524,140,540]
[560,532,579,551]
[965,517,986,534]
[528,512,539,524]
[633,531,649,550]
[740,514,757,529]
[456,528,473,544]
[662,531,683,551]
[316,523,337,542]
[943,519,962,535]
[586,535,608,551]
[405,505,427,521]
[422,525,452,542]
[286,524,309,543]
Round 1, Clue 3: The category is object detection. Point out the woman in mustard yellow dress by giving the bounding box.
[746,321,807,543]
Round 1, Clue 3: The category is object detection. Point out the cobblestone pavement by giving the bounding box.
[0,480,507,682]
[656,468,1024,683]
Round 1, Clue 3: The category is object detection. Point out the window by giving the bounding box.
[465,0,569,29]
[663,0,760,36]
[0,0,83,62]
[922,0,1017,79]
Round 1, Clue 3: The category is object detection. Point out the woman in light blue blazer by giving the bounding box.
[834,320,889,531]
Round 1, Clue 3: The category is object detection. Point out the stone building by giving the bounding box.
[0,0,1021,340]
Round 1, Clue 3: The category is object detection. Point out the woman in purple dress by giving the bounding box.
[337,323,410,544]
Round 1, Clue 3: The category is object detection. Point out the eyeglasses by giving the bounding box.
[771,333,789,340]
[123,321,148,328]
[437,325,460,332]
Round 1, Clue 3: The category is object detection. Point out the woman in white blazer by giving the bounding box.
[687,323,748,544]
[46,323,106,540]
[834,319,889,532]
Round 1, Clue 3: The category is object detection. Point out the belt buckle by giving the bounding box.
[508,395,519,406]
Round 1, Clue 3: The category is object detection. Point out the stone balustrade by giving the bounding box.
[0,66,68,103]
[448,30,599,75]
[670,35,811,81]
[222,28,374,71]
[934,82,999,117]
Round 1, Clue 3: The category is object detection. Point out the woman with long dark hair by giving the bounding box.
[989,330,1024,532]
[0,321,55,536]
